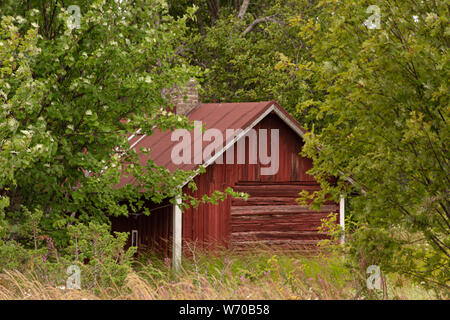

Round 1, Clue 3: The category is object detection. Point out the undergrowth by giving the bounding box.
[0,245,439,300]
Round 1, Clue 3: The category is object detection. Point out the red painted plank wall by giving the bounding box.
[110,199,173,257]
[181,113,340,251]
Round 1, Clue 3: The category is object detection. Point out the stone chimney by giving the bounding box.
[165,78,199,116]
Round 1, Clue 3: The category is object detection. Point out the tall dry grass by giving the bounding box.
[0,246,439,300]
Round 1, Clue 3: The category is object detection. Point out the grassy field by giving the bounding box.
[0,245,439,300]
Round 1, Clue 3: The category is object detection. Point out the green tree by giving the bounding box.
[66,222,136,289]
[0,0,199,247]
[173,0,320,119]
[292,1,449,289]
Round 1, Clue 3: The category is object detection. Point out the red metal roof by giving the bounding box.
[117,100,307,187]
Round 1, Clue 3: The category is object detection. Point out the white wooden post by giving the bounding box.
[339,195,345,244]
[172,196,182,271]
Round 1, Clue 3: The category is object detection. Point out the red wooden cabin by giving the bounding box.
[112,90,344,268]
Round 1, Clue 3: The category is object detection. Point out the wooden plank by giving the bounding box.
[231,215,328,223]
[235,181,319,186]
[232,185,322,197]
[231,204,338,216]
[231,222,323,233]
[232,230,327,241]
[232,196,301,206]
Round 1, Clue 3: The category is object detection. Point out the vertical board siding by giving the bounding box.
[110,199,172,257]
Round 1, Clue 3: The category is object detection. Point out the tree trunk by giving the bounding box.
[238,0,250,20]
[206,0,220,24]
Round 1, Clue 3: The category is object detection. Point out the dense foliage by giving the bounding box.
[168,0,321,120]
[0,0,202,250]
[289,1,449,289]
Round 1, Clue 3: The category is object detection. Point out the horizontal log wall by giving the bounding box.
[230,182,339,249]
